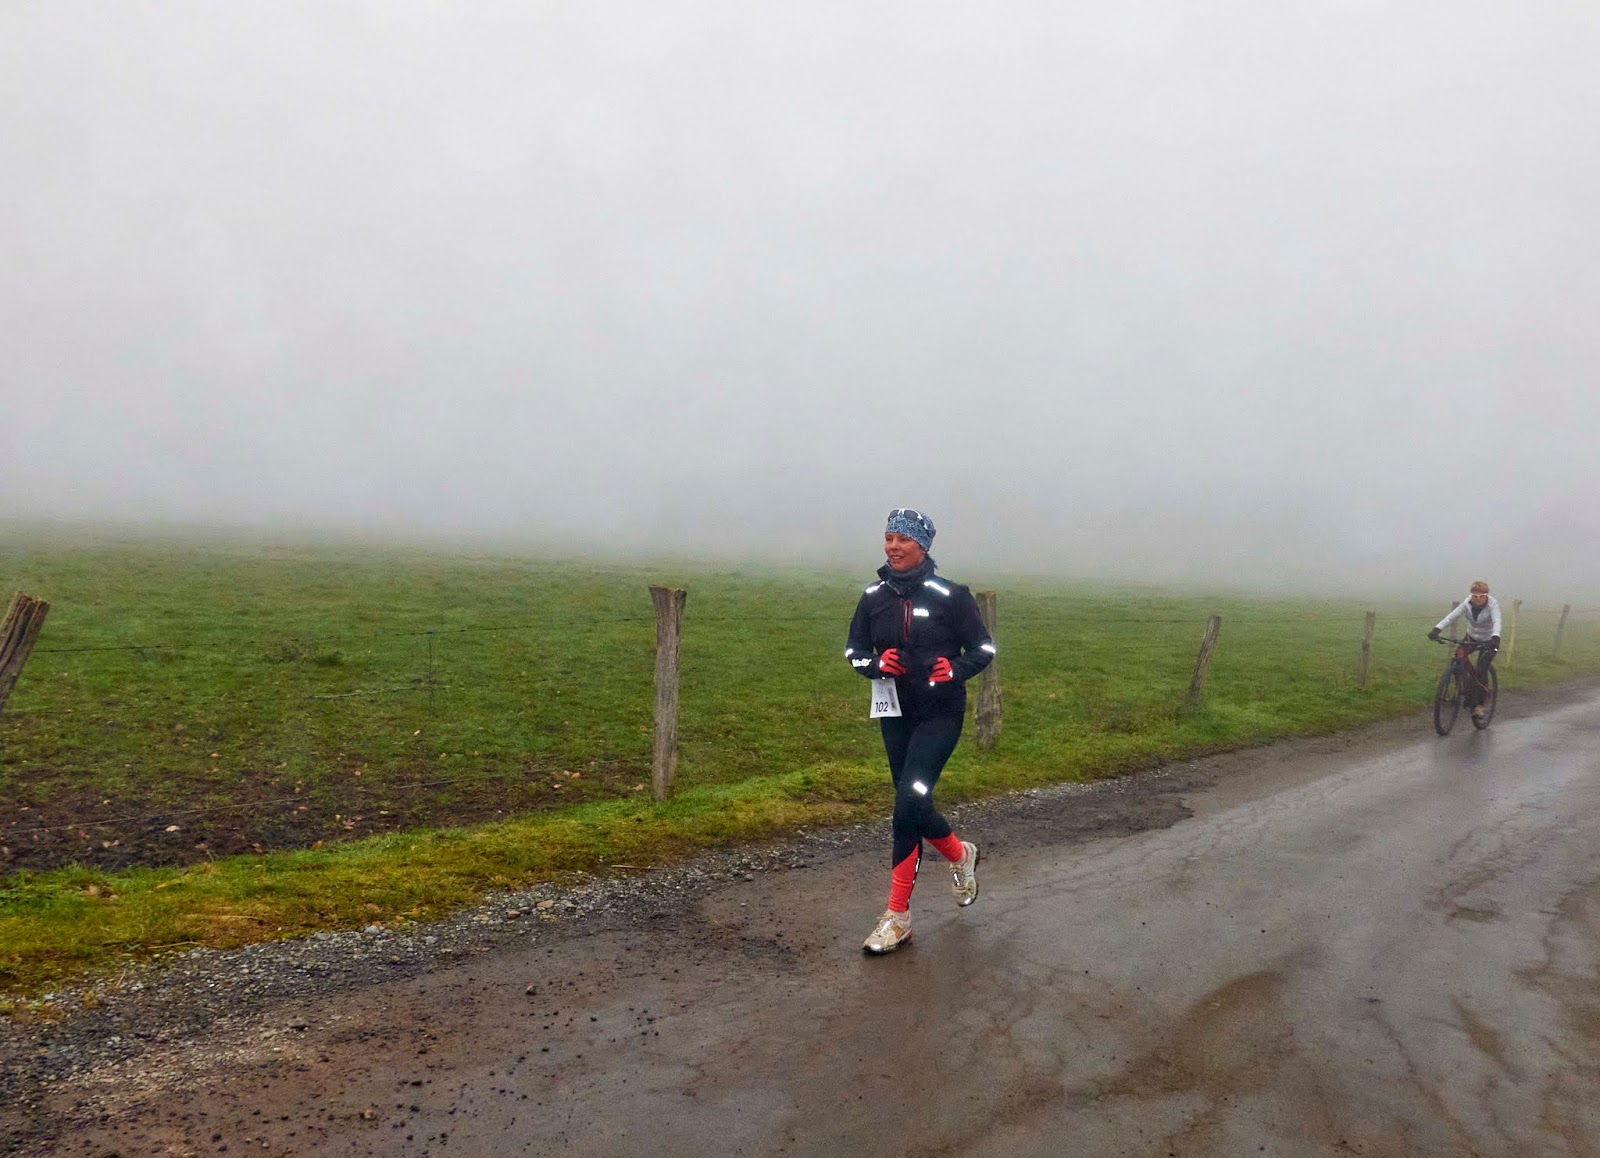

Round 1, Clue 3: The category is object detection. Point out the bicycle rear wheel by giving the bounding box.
[1434,665,1462,735]
[1472,664,1498,729]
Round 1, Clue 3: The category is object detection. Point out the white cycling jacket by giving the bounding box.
[1435,594,1502,642]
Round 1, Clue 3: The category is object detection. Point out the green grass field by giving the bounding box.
[2,531,1597,999]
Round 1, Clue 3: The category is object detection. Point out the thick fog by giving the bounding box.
[2,2,1597,596]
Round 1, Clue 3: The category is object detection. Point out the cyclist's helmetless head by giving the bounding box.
[1470,580,1490,605]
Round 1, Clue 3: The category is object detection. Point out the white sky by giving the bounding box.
[3,2,1597,596]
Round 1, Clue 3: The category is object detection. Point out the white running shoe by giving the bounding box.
[951,841,980,907]
[862,909,912,954]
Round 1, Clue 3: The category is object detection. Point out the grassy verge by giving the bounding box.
[2,531,1597,997]
[0,765,883,1000]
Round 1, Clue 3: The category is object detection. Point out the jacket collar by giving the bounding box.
[877,555,937,596]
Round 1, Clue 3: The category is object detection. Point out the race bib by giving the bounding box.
[869,678,902,718]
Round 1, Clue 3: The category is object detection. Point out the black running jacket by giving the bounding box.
[844,558,995,718]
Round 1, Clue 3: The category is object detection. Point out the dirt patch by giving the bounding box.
[0,757,650,873]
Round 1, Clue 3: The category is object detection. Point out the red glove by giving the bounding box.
[877,648,907,676]
[929,656,954,684]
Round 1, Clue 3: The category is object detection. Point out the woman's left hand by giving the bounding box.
[928,656,954,684]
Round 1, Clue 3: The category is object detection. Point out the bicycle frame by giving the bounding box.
[1432,635,1498,735]
[1441,637,1493,698]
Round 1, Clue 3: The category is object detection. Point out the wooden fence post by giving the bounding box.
[426,631,436,713]
[1185,615,1223,709]
[1506,599,1522,666]
[1555,603,1571,658]
[0,593,51,714]
[974,591,1001,749]
[648,586,687,802]
[1357,611,1376,687]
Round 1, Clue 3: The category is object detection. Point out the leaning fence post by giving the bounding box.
[0,592,51,714]
[1506,599,1522,666]
[1357,611,1376,687]
[974,591,1002,749]
[648,585,687,802]
[1555,603,1571,658]
[1185,615,1223,708]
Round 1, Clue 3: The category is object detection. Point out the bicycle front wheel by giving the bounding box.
[1473,664,1498,729]
[1434,665,1462,735]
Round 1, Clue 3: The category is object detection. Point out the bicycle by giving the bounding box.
[1431,636,1497,736]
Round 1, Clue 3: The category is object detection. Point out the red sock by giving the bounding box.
[928,832,964,863]
[887,847,920,912]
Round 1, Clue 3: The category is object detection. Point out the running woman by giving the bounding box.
[1429,580,1502,724]
[845,508,996,954]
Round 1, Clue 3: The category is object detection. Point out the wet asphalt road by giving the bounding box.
[32,689,1600,1156]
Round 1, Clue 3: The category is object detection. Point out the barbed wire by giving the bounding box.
[303,683,452,701]
[8,606,1593,712]
[35,643,171,655]
[35,618,652,657]
[26,609,1538,656]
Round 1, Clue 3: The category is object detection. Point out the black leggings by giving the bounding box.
[880,712,964,866]
[1467,649,1496,708]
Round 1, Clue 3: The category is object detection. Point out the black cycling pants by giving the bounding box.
[1467,648,1496,707]
[880,712,963,866]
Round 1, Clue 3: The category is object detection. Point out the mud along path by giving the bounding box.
[7,685,1600,1156]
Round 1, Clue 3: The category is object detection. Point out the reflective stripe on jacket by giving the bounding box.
[844,567,995,718]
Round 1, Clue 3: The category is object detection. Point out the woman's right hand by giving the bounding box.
[877,648,907,676]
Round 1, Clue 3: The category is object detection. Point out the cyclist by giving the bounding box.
[1429,580,1502,723]
[844,507,995,954]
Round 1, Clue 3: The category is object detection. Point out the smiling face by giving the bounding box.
[884,532,926,571]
